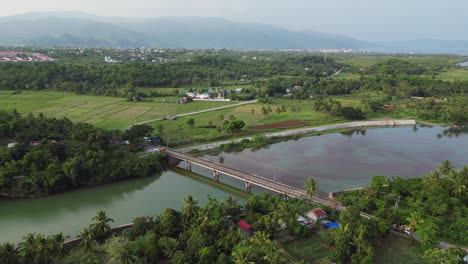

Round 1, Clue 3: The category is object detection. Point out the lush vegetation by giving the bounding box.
[0,192,417,264]
[0,110,168,197]
[0,55,340,96]
[339,161,468,246]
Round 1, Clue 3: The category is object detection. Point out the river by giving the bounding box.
[202,125,468,195]
[0,170,250,243]
[457,61,468,67]
[1,125,467,243]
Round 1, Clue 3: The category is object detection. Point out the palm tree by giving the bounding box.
[251,231,271,246]
[450,172,467,197]
[91,209,114,240]
[438,160,454,177]
[119,249,139,264]
[262,240,287,264]
[0,242,21,264]
[406,212,424,241]
[182,195,199,225]
[51,233,69,259]
[277,201,295,227]
[158,237,179,258]
[350,225,367,254]
[224,196,239,215]
[20,233,39,263]
[232,247,255,264]
[35,234,54,264]
[304,179,316,198]
[78,227,95,252]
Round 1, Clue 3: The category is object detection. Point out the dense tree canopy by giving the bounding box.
[0,110,167,197]
[339,162,468,246]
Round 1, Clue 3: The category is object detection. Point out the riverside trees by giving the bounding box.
[0,110,167,197]
[339,161,468,246]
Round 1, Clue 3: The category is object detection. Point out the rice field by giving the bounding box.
[0,91,235,130]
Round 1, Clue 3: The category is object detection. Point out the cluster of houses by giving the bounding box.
[235,207,340,236]
[0,51,56,62]
[180,89,233,102]
[296,208,339,229]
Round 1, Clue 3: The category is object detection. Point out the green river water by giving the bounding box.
[0,125,467,243]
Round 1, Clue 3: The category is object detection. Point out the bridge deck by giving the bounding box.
[165,149,338,207]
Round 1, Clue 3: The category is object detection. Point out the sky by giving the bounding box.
[2,0,468,41]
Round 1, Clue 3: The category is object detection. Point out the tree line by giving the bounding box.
[0,110,167,197]
[339,161,468,246]
[0,55,341,96]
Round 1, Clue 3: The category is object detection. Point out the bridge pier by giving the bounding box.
[283,193,289,200]
[245,181,252,191]
[213,170,219,180]
[185,160,192,171]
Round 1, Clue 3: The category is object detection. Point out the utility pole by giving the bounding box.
[166,131,169,148]
[395,195,400,208]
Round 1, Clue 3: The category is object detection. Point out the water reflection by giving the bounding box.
[437,126,468,138]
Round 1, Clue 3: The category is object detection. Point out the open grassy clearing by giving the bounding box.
[0,91,236,130]
[334,72,361,80]
[151,98,345,147]
[374,234,425,264]
[283,236,331,263]
[434,68,468,81]
[335,54,464,70]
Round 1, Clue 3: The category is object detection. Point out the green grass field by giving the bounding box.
[374,234,425,264]
[284,234,425,264]
[435,68,468,81]
[0,91,235,130]
[152,98,345,147]
[284,236,330,263]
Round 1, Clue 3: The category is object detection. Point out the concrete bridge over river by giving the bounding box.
[164,149,346,210]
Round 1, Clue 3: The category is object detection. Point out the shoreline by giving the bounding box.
[177,119,417,153]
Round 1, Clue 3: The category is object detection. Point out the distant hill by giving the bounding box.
[0,12,365,49]
[0,12,467,54]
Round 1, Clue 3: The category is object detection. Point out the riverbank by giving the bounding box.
[178,119,416,153]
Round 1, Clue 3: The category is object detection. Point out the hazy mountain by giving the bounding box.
[0,12,364,49]
[0,12,467,54]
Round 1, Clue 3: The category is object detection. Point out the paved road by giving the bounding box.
[177,119,416,153]
[132,100,258,127]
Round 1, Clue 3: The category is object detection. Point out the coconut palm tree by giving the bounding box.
[438,160,454,178]
[224,195,239,216]
[406,212,424,241]
[232,247,255,264]
[0,242,21,264]
[158,237,179,258]
[20,233,39,263]
[51,233,69,259]
[277,201,295,227]
[304,179,316,198]
[119,249,139,264]
[91,209,114,241]
[35,234,54,264]
[450,172,467,197]
[78,227,95,252]
[262,240,287,264]
[182,195,199,225]
[251,231,271,246]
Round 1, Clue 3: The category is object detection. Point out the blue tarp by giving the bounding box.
[325,222,339,229]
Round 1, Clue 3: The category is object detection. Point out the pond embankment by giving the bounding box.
[178,119,417,152]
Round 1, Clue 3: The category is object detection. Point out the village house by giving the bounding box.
[306,208,327,222]
[237,220,254,235]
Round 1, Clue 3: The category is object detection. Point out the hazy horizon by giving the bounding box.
[1,0,468,42]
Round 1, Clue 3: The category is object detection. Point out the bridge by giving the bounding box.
[164,149,343,209]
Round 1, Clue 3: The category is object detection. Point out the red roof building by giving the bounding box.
[306,208,327,221]
[237,220,252,231]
